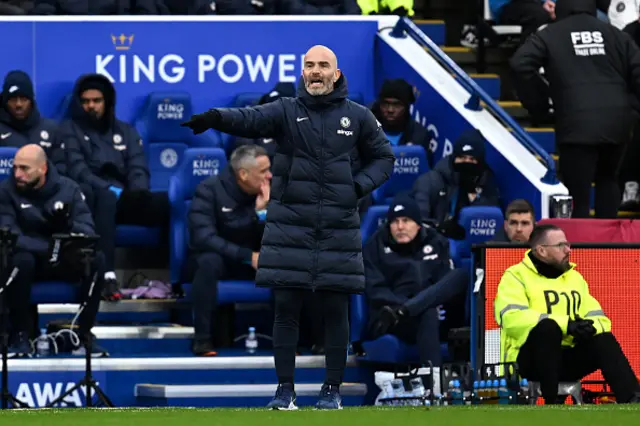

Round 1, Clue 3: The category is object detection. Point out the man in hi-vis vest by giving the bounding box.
[494,224,639,404]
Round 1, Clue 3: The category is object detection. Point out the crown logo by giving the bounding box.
[111,34,134,51]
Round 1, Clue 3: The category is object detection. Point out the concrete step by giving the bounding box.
[414,19,446,45]
[464,73,500,100]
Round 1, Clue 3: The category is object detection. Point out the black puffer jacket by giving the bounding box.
[209,74,395,293]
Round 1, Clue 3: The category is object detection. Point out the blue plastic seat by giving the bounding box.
[0,147,17,182]
[457,206,505,258]
[167,148,270,304]
[372,145,429,205]
[31,281,79,304]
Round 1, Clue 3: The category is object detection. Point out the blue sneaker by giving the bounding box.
[267,383,298,410]
[315,384,343,410]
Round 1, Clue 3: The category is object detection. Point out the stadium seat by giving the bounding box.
[232,92,263,107]
[0,147,17,181]
[133,91,222,191]
[53,93,73,122]
[360,205,389,243]
[372,145,429,205]
[31,281,79,304]
[457,206,504,258]
[167,148,271,304]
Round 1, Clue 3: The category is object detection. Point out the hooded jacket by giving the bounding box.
[0,71,66,175]
[61,74,150,191]
[510,0,640,145]
[208,74,395,293]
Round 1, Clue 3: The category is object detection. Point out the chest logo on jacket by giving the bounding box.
[340,117,351,128]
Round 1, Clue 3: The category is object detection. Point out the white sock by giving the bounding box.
[104,271,116,281]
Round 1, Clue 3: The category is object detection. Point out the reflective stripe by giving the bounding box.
[499,304,529,325]
[585,310,604,317]
[598,319,605,333]
[538,313,549,322]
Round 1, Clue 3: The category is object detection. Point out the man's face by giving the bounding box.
[505,212,534,242]
[454,155,478,164]
[80,89,105,119]
[13,154,45,191]
[537,229,571,270]
[379,98,406,126]
[6,96,32,121]
[239,155,272,194]
[389,217,421,244]
[302,50,340,96]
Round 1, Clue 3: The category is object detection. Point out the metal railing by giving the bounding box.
[390,17,558,185]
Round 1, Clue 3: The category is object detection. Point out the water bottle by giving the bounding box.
[478,380,486,404]
[390,379,405,406]
[451,380,463,405]
[520,379,530,404]
[245,327,258,354]
[36,328,50,357]
[489,379,499,404]
[498,378,510,405]
[409,377,425,406]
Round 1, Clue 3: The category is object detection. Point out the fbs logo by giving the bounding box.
[111,33,134,51]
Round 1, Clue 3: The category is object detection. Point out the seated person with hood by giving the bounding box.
[228,82,296,160]
[0,70,65,174]
[412,129,500,240]
[60,74,170,298]
[0,145,107,357]
[372,78,433,167]
[364,194,469,367]
[491,199,536,243]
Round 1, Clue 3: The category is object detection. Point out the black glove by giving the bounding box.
[371,305,406,337]
[180,109,221,135]
[567,317,597,342]
[46,202,72,233]
[437,219,466,240]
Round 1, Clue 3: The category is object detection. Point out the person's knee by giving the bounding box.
[12,251,36,272]
[92,252,107,275]
[533,318,563,340]
[193,253,224,283]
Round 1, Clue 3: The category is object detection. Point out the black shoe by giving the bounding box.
[372,306,400,336]
[102,278,122,301]
[192,339,218,356]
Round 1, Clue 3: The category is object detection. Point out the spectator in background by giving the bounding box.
[229,83,296,160]
[0,145,107,357]
[489,0,556,38]
[371,79,433,167]
[358,0,414,16]
[61,73,170,300]
[0,0,31,13]
[187,145,271,356]
[277,0,360,14]
[0,71,65,175]
[363,195,468,367]
[412,129,500,240]
[492,199,535,243]
[511,0,640,219]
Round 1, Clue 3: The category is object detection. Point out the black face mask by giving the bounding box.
[453,161,482,192]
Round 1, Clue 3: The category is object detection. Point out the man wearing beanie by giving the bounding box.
[60,74,170,300]
[372,79,433,166]
[363,194,469,367]
[0,70,65,174]
[412,128,500,240]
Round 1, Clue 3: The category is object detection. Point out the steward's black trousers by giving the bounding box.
[517,319,639,404]
[273,289,349,386]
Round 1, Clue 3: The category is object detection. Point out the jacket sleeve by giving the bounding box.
[495,268,570,339]
[0,186,49,254]
[70,185,96,236]
[212,101,285,139]
[62,123,111,190]
[509,33,552,120]
[623,32,640,101]
[188,180,254,262]
[49,135,67,177]
[125,128,150,191]
[578,276,612,335]
[433,237,455,282]
[353,110,395,198]
[364,238,409,307]
[412,172,434,221]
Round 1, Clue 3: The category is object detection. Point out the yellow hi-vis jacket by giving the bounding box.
[494,251,611,365]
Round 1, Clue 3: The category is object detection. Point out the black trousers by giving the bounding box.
[187,252,255,342]
[499,0,552,39]
[82,186,170,271]
[517,319,639,404]
[4,251,106,338]
[273,288,349,386]
[558,144,626,219]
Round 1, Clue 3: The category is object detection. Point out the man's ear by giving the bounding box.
[334,68,342,83]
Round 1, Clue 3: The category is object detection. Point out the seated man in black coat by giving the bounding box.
[61,74,170,298]
[412,128,501,240]
[364,194,468,367]
[0,70,65,174]
[491,199,536,243]
[187,145,271,356]
[0,144,107,357]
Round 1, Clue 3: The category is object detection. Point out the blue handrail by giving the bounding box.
[391,17,559,185]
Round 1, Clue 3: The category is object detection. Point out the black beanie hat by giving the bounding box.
[453,128,487,164]
[379,79,416,106]
[2,70,34,103]
[387,194,422,224]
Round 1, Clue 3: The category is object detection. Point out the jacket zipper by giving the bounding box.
[311,112,325,291]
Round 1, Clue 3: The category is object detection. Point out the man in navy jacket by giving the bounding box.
[61,74,170,298]
[187,145,271,356]
[182,45,395,410]
[0,145,107,357]
[0,70,65,174]
[363,194,468,367]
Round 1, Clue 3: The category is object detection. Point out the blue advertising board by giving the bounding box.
[0,18,379,123]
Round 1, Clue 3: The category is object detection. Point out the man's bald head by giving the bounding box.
[302,45,341,96]
[14,144,48,192]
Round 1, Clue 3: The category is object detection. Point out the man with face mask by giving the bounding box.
[363,195,469,368]
[0,144,107,357]
[495,224,640,404]
[60,74,170,300]
[181,45,395,410]
[188,145,272,356]
[412,128,500,240]
[0,70,65,175]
